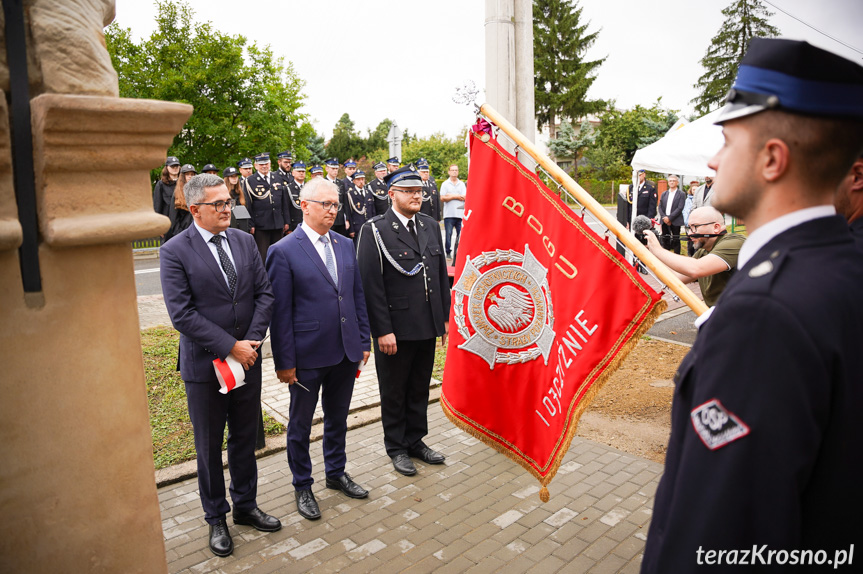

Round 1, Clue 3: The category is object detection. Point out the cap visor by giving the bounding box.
[715,102,766,124]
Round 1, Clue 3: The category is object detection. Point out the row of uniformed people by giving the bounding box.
[154,151,443,261]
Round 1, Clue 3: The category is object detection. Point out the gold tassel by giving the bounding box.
[441,298,668,502]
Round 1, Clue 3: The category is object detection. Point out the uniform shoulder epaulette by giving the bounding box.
[416,212,435,222]
[367,214,385,223]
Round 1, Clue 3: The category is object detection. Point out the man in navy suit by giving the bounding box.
[160,174,280,557]
[658,175,686,253]
[266,177,372,521]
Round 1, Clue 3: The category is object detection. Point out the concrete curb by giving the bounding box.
[154,385,442,488]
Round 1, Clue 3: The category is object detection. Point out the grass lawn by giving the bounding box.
[433,342,447,381]
[141,326,285,470]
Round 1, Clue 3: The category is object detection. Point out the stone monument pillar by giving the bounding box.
[485,0,535,155]
[0,1,192,572]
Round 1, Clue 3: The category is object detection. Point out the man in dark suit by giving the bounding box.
[345,170,376,246]
[357,165,451,477]
[658,174,686,253]
[369,161,391,215]
[244,152,289,262]
[629,169,657,220]
[160,174,280,557]
[284,161,306,232]
[266,177,371,521]
[417,159,441,221]
[641,39,863,573]
[324,158,350,238]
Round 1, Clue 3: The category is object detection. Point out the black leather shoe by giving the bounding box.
[409,446,446,464]
[233,507,282,532]
[208,520,233,557]
[295,489,321,520]
[326,473,369,499]
[391,453,417,476]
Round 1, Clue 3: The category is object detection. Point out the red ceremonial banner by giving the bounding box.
[441,132,666,501]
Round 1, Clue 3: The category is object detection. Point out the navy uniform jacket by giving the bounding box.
[275,167,294,185]
[419,180,441,221]
[345,182,376,232]
[244,172,288,231]
[283,180,304,231]
[629,181,658,219]
[153,179,176,218]
[160,226,274,383]
[658,189,686,227]
[326,176,349,229]
[641,216,863,573]
[266,226,370,371]
[850,217,863,253]
[357,209,450,341]
[369,178,390,215]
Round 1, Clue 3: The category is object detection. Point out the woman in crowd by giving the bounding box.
[153,157,180,239]
[166,164,196,241]
[223,166,251,232]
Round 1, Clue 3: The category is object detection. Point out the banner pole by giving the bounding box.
[479,103,709,317]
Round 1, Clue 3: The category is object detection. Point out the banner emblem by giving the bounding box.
[453,245,555,368]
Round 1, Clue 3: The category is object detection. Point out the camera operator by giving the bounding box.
[644,206,745,306]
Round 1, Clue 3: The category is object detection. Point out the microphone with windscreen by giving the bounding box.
[632,215,658,245]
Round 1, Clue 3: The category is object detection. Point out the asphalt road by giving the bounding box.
[134,258,161,296]
[647,307,698,346]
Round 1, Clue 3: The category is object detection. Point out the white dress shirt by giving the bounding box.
[299,223,338,282]
[193,222,236,289]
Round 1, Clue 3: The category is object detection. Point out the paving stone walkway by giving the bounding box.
[141,260,668,573]
[159,407,661,573]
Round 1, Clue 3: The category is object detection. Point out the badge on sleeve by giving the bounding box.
[690,399,750,450]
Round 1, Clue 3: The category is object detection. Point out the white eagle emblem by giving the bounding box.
[452,244,555,369]
[488,286,534,332]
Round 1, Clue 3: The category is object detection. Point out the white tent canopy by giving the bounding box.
[631,108,725,177]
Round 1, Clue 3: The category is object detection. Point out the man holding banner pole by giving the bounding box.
[357,165,451,477]
[641,38,863,572]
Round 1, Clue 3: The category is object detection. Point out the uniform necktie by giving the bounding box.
[407,219,418,244]
[210,235,237,294]
[320,234,337,284]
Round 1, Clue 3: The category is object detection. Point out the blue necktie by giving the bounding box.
[210,235,237,294]
[320,234,337,284]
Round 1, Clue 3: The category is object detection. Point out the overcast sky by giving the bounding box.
[113,0,862,141]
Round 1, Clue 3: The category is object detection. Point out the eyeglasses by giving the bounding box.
[195,199,235,212]
[687,222,718,233]
[394,188,423,196]
[306,199,341,211]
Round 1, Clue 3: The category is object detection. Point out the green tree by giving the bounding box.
[548,119,595,177]
[326,113,367,162]
[365,119,394,155]
[534,0,606,139]
[592,100,679,166]
[402,132,469,181]
[306,132,327,166]
[692,0,780,115]
[105,0,314,174]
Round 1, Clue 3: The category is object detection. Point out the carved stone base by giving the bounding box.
[30,94,192,246]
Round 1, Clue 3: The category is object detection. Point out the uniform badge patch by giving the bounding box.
[690,399,750,450]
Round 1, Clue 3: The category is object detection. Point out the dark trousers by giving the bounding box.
[444,217,462,255]
[288,355,357,490]
[661,223,682,254]
[374,338,436,457]
[184,370,262,524]
[253,228,283,263]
